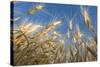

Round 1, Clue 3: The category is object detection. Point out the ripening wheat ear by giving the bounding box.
[66,29,70,39]
[80,7,95,33]
[68,19,73,31]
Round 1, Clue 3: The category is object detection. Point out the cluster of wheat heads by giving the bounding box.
[66,7,97,62]
[12,20,66,65]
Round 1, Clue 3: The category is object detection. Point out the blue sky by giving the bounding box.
[13,1,97,47]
